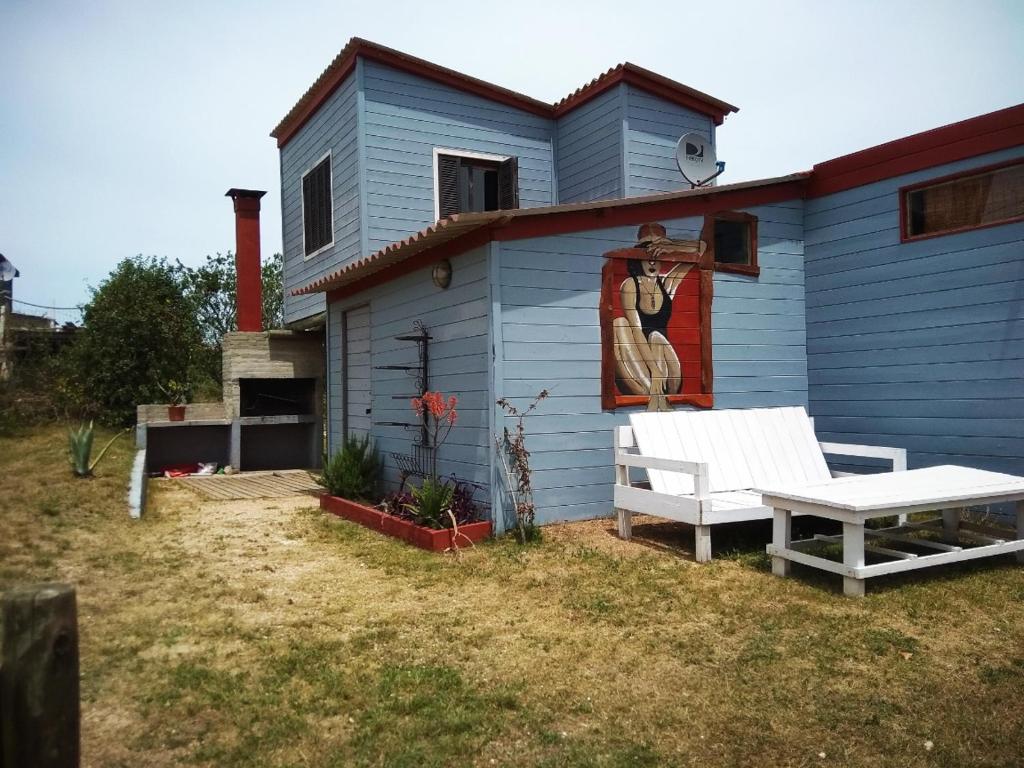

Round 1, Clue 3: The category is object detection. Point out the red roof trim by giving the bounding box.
[807,103,1024,197]
[301,175,807,299]
[272,38,553,148]
[553,63,738,125]
[326,226,495,303]
[271,39,737,148]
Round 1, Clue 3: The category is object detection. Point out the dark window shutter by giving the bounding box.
[438,154,461,219]
[303,157,333,255]
[498,156,519,210]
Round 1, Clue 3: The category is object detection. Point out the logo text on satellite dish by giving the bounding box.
[675,132,725,188]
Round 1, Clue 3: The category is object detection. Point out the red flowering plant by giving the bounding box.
[405,392,462,529]
[410,391,457,481]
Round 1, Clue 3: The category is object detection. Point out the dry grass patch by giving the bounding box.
[1,424,1023,767]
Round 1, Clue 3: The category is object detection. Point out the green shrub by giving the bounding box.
[319,434,381,501]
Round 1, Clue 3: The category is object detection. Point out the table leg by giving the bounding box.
[1016,501,1024,565]
[771,508,792,577]
[942,508,960,542]
[843,521,866,597]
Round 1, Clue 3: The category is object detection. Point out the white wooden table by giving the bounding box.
[761,466,1024,596]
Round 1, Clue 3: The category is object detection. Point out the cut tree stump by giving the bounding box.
[1,583,80,768]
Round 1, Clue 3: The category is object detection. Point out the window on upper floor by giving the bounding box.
[901,160,1024,241]
[435,150,518,219]
[705,211,759,276]
[302,153,333,257]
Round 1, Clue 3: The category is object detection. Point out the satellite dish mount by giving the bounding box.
[675,132,726,189]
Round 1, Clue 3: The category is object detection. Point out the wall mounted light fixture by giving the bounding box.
[431,259,452,289]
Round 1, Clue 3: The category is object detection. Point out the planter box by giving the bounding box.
[320,494,491,552]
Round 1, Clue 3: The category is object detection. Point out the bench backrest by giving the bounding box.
[628,406,832,495]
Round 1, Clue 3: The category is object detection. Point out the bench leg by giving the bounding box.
[1016,501,1024,565]
[771,508,792,577]
[942,508,960,542]
[694,525,712,563]
[616,508,632,540]
[843,521,866,597]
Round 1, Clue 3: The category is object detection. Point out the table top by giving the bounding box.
[757,465,1024,513]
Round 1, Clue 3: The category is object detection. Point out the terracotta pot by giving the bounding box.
[167,404,186,421]
[320,494,492,552]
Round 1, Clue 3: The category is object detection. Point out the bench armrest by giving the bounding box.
[818,441,907,471]
[614,451,711,498]
[614,452,708,476]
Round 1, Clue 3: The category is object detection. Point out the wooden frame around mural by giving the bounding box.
[600,236,714,411]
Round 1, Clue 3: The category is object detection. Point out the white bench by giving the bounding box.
[613,406,906,561]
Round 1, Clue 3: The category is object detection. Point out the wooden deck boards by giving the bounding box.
[177,470,323,501]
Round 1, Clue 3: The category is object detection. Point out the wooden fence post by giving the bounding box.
[1,583,80,768]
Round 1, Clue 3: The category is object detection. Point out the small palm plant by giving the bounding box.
[68,422,128,478]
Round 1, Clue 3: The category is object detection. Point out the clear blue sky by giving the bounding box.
[2,0,1022,315]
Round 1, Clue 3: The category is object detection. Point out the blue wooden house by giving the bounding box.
[272,38,1024,532]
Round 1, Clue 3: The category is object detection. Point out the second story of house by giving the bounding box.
[271,38,737,326]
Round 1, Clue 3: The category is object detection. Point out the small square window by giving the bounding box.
[437,152,518,219]
[706,212,759,276]
[302,155,333,257]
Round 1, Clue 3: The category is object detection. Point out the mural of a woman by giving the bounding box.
[612,224,707,411]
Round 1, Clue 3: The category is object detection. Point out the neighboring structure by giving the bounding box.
[272,37,1024,532]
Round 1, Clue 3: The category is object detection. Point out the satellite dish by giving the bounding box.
[0,255,17,282]
[675,133,718,187]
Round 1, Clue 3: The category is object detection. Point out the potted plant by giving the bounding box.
[159,379,190,421]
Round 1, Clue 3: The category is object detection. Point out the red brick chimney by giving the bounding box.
[225,188,267,332]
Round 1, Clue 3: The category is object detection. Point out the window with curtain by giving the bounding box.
[903,161,1024,240]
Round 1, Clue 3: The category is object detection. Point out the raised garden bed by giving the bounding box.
[320,494,491,552]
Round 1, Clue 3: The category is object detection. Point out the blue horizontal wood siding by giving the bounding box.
[555,85,624,203]
[624,85,714,197]
[280,73,362,326]
[497,202,807,524]
[327,246,493,498]
[361,61,555,253]
[804,147,1024,477]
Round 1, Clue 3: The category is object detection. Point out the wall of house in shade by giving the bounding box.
[361,60,556,253]
[494,201,808,526]
[280,73,361,326]
[326,247,493,497]
[623,84,715,197]
[554,83,717,205]
[555,86,625,203]
[804,147,1024,476]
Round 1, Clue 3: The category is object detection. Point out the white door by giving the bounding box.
[344,305,371,438]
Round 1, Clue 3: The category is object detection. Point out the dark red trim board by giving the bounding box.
[273,38,737,148]
[808,103,1024,198]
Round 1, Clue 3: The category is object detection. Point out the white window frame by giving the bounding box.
[432,147,512,222]
[301,150,334,261]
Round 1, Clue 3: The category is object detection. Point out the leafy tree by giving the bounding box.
[68,256,201,425]
[176,252,284,343]
[175,252,284,389]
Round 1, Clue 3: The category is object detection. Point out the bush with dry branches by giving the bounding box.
[495,389,548,543]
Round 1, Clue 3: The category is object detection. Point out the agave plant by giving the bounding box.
[68,422,127,478]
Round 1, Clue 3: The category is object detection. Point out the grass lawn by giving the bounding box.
[2,424,1023,767]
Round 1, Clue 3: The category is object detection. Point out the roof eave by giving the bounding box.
[294,174,808,298]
